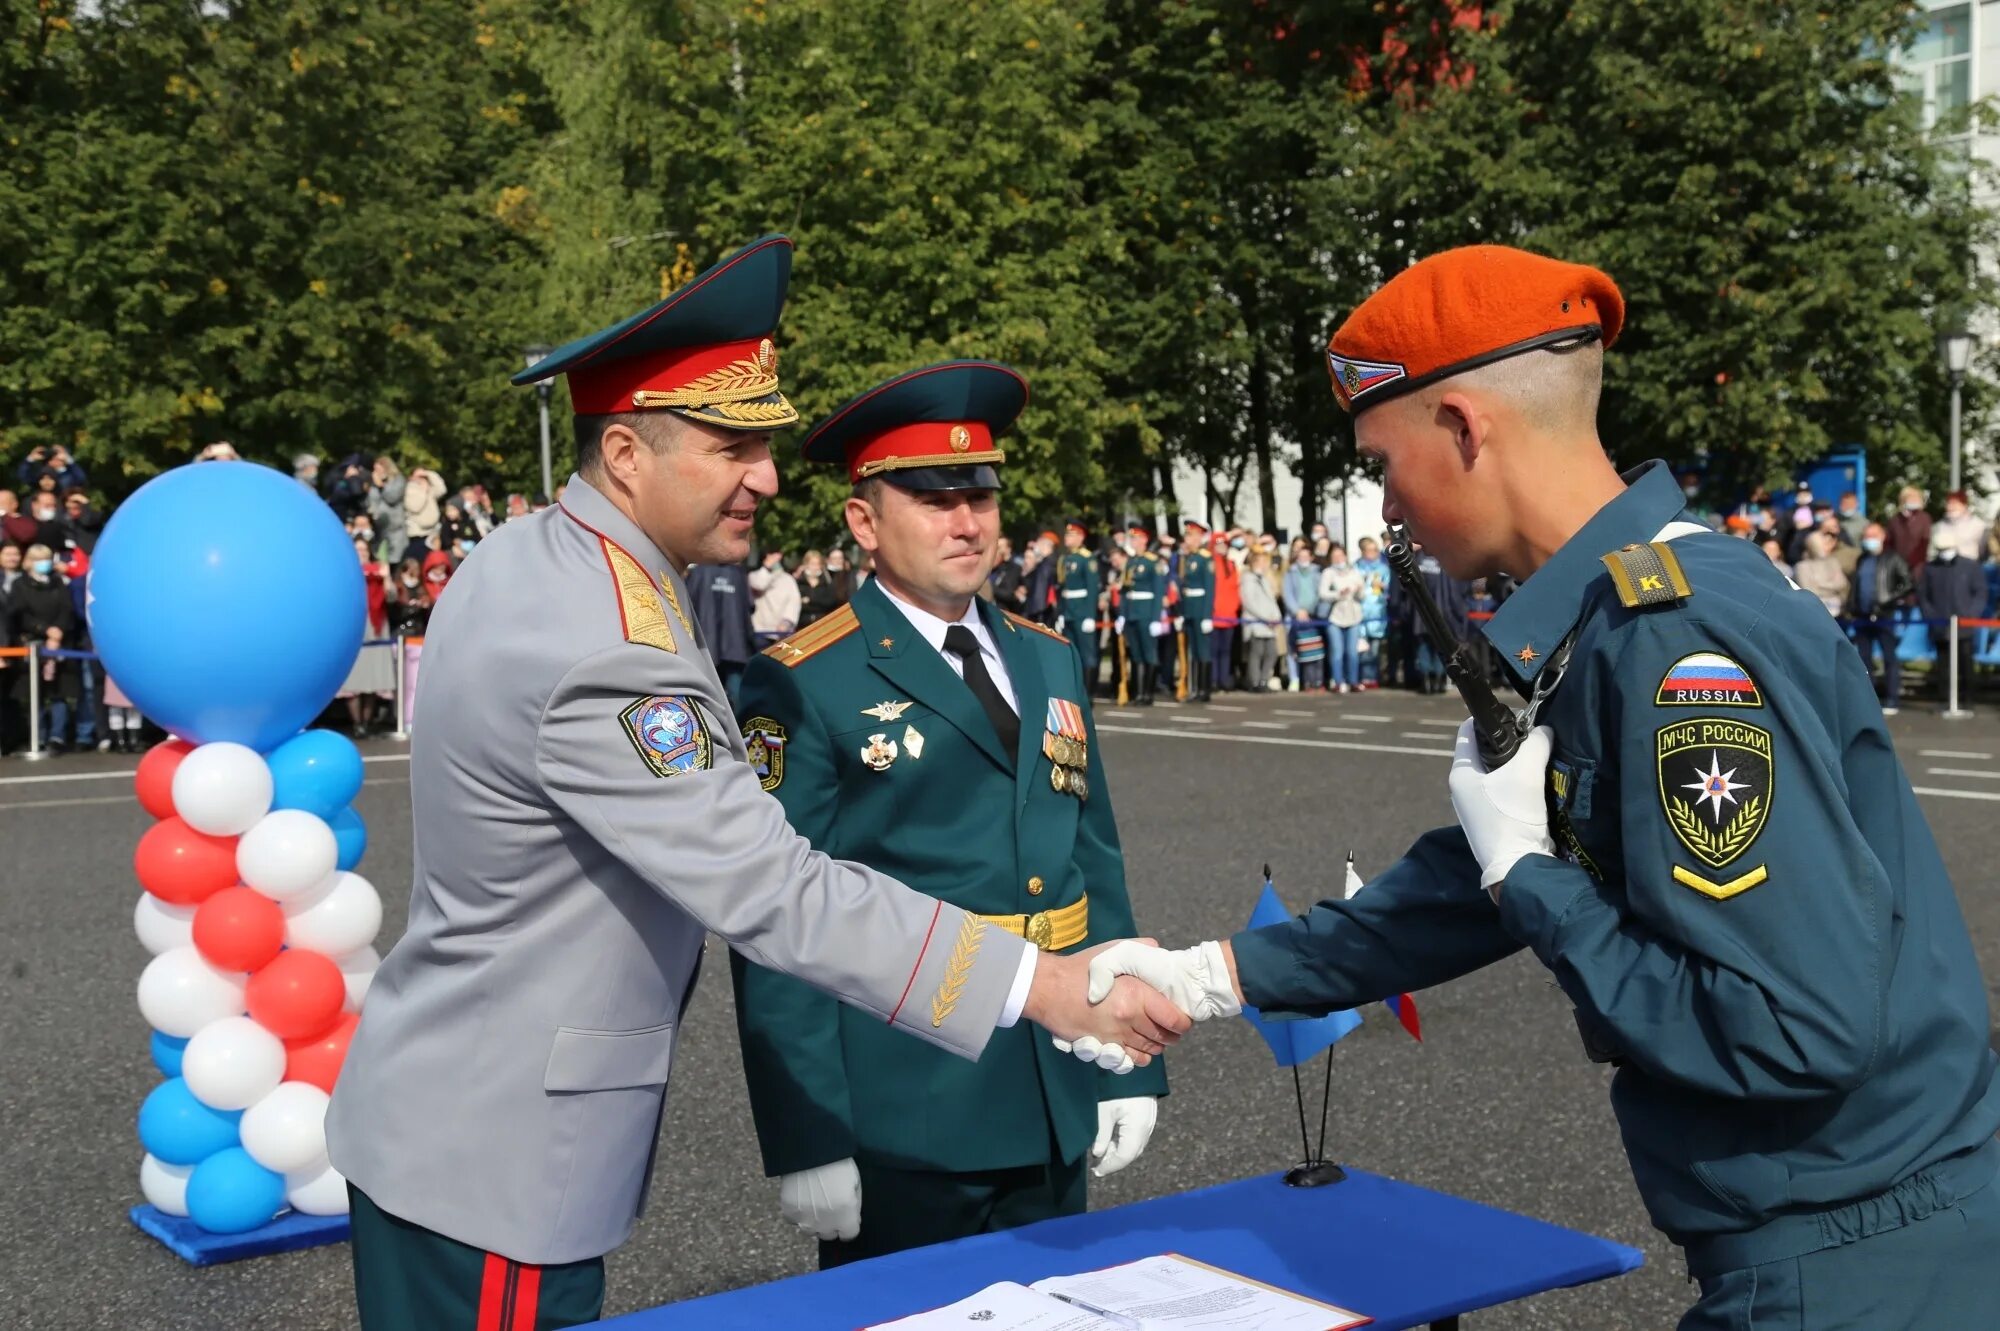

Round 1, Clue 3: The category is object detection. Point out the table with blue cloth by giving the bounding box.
[592,1168,1643,1330]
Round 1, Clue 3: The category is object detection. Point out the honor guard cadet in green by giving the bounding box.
[1082,246,2000,1331]
[1177,517,1215,703]
[1057,519,1103,696]
[1120,524,1167,705]
[731,361,1167,1268]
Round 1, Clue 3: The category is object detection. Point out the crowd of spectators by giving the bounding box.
[8,442,2000,755]
[0,441,554,754]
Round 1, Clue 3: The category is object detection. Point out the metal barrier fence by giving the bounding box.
[0,637,423,760]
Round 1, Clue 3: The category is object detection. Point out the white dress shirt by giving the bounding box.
[875,581,1020,715]
[875,579,1037,1022]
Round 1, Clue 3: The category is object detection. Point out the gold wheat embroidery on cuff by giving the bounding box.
[930,914,986,1028]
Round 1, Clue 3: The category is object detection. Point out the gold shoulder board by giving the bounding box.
[763,603,859,667]
[1601,541,1692,609]
[1004,610,1068,643]
[601,539,677,652]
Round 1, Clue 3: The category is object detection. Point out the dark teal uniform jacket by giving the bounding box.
[1233,460,1999,1260]
[731,578,1166,1179]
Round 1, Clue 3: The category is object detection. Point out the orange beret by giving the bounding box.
[1326,245,1623,414]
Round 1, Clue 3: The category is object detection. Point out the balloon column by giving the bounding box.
[92,463,374,1242]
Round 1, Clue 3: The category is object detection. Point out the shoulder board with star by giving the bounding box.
[1601,541,1692,609]
[1003,610,1068,643]
[762,603,859,668]
[599,537,678,653]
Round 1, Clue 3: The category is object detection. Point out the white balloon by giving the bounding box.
[283,871,382,957]
[170,741,274,837]
[285,1160,350,1215]
[237,810,338,903]
[137,947,246,1038]
[240,1082,331,1174]
[133,894,196,956]
[140,1154,195,1217]
[181,1015,286,1111]
[336,945,381,1012]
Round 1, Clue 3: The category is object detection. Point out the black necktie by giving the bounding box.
[943,624,1019,763]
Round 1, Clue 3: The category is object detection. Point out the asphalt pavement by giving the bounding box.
[4,682,2000,1330]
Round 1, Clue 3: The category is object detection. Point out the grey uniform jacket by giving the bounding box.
[325,473,1028,1264]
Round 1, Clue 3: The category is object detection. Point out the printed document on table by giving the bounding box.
[1034,1253,1369,1329]
[865,1253,1369,1330]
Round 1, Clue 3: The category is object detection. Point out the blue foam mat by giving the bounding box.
[130,1205,349,1266]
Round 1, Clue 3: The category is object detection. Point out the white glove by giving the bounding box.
[1149,619,1169,638]
[1086,940,1241,1022]
[1081,618,1096,633]
[1171,615,1184,632]
[1447,718,1555,895]
[777,1158,862,1241]
[1114,616,1126,634]
[1200,618,1213,633]
[1051,1034,1135,1075]
[1091,1097,1159,1178]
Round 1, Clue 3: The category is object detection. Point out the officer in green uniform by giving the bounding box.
[1083,246,2000,1331]
[732,361,1169,1268]
[1177,517,1215,703]
[1119,524,1166,705]
[1056,519,1103,695]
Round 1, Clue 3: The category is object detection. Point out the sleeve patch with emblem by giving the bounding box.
[1656,651,1764,708]
[1657,717,1771,897]
[742,716,787,792]
[618,695,712,777]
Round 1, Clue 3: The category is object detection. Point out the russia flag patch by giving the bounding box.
[1328,351,1408,407]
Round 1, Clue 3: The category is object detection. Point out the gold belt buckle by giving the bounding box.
[1025,910,1056,950]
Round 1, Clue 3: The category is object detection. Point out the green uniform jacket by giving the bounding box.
[1179,548,1214,626]
[1056,549,1099,629]
[731,578,1166,1178]
[1121,552,1167,626]
[1232,460,2000,1251]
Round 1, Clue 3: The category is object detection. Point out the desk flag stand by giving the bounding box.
[1241,857,1423,1188]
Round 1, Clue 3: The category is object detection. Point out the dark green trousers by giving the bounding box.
[819,1154,1088,1269]
[1680,1173,2000,1330]
[348,1185,605,1331]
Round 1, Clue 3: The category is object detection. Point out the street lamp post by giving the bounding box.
[523,344,555,500]
[1941,328,1973,494]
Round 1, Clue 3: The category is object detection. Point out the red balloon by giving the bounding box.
[134,816,240,906]
[246,949,346,1041]
[191,886,285,973]
[284,1010,359,1092]
[135,738,194,820]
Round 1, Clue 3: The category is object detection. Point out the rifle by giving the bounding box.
[1116,628,1130,706]
[1383,524,1523,768]
[1175,623,1189,701]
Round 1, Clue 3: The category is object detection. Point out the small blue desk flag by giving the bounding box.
[1240,869,1362,1066]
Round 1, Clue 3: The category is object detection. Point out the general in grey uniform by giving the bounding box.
[325,236,1178,1331]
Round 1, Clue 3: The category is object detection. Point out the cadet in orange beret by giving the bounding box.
[1085,245,2000,1330]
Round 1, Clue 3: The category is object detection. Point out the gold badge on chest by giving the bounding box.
[902,723,925,760]
[861,733,899,771]
[1044,698,1089,800]
[862,700,913,723]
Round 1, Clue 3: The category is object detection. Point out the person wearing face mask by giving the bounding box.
[1934,491,1986,562]
[1920,531,1987,705]
[1845,523,1914,715]
[9,544,78,752]
[387,558,431,636]
[1835,492,1867,547]
[27,491,73,554]
[1677,471,1719,530]
[1353,536,1390,689]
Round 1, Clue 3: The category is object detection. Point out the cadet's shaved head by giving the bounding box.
[1420,343,1603,436]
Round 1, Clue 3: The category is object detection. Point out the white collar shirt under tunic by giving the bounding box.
[875,581,1021,716]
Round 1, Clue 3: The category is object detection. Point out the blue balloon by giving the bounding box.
[88,462,364,752]
[138,1078,242,1166]
[329,804,369,872]
[150,1030,189,1078]
[269,730,365,819]
[185,1147,286,1234]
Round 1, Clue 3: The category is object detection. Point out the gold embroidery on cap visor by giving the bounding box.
[630,339,797,427]
[853,448,1007,480]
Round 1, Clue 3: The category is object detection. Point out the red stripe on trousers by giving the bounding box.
[476,1253,509,1331]
[511,1263,543,1331]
